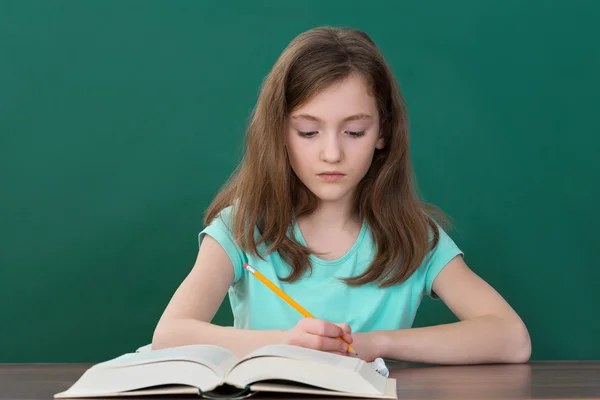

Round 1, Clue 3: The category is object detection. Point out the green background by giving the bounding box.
[2,0,598,362]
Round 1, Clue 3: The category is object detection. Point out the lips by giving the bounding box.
[318,171,344,175]
[317,172,345,181]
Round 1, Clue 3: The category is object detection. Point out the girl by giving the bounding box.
[152,26,531,364]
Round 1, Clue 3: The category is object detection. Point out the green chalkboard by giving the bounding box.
[1,0,598,362]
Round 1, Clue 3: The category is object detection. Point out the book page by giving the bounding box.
[235,344,362,371]
[54,361,221,398]
[226,345,388,396]
[100,344,238,377]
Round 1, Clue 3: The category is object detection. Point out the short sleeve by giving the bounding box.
[422,224,464,298]
[198,206,245,283]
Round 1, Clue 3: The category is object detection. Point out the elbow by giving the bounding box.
[151,317,211,350]
[505,318,532,363]
[515,328,532,363]
[151,320,176,351]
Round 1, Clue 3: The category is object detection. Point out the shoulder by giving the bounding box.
[199,205,247,282]
[206,204,236,227]
[200,205,237,247]
[420,221,464,298]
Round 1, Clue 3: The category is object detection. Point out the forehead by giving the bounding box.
[290,73,378,121]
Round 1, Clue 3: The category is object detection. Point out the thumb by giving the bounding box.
[334,322,352,343]
[334,322,352,334]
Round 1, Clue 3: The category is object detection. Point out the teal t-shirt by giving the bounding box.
[199,206,463,333]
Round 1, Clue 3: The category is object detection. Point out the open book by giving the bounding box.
[55,344,397,399]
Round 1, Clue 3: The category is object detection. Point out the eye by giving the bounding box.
[346,130,366,137]
[297,130,318,138]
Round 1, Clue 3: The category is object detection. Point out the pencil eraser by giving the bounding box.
[370,357,389,378]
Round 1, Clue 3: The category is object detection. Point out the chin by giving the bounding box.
[307,185,354,204]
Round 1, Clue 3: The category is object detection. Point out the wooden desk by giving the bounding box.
[1,362,599,399]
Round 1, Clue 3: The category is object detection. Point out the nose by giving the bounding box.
[320,133,343,163]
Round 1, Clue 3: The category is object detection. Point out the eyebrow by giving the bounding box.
[290,113,373,123]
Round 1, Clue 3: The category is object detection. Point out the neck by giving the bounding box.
[300,197,360,232]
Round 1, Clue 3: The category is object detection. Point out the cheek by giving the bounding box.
[286,138,308,174]
[347,146,377,170]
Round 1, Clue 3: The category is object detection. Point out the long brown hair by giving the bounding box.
[205,26,448,288]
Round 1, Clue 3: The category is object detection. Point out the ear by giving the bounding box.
[375,133,385,150]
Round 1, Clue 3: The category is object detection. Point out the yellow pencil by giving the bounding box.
[242,263,358,355]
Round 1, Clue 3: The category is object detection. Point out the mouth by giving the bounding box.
[317,172,345,181]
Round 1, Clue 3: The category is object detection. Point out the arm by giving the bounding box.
[152,235,284,357]
[355,256,531,364]
[152,235,352,358]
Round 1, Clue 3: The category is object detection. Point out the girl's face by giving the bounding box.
[286,73,384,208]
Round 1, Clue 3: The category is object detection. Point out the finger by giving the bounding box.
[340,332,353,345]
[300,318,345,338]
[300,333,350,353]
[335,322,352,335]
[334,323,353,344]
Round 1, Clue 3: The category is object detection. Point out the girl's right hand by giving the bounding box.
[281,317,353,355]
